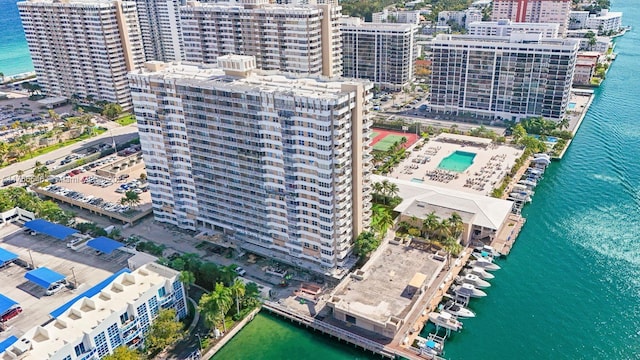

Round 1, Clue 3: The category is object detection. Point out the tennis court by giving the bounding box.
[370,128,419,152]
[373,134,407,152]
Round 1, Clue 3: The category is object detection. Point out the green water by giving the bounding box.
[211,312,379,360]
[438,151,476,172]
[214,2,640,359]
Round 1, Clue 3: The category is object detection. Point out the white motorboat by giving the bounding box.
[518,179,537,187]
[443,300,475,318]
[417,337,444,356]
[533,153,550,160]
[454,283,487,298]
[459,273,491,289]
[469,257,501,271]
[508,192,532,202]
[473,245,501,258]
[428,311,463,331]
[466,266,495,280]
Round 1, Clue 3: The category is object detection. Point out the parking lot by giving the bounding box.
[0,224,131,339]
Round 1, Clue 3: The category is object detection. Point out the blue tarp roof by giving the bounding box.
[86,237,124,255]
[50,268,130,318]
[0,336,18,353]
[24,219,78,240]
[24,267,66,289]
[0,294,18,315]
[0,248,18,264]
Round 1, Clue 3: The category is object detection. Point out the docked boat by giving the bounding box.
[508,192,532,202]
[454,283,487,298]
[473,245,501,258]
[458,273,491,289]
[518,179,537,187]
[443,300,475,318]
[416,336,444,356]
[469,257,501,271]
[428,311,463,331]
[466,266,495,280]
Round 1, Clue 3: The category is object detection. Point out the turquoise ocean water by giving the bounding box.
[0,0,33,76]
[216,2,640,359]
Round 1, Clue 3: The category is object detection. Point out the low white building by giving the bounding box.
[0,263,187,360]
[569,9,623,34]
[468,19,559,38]
[437,9,481,29]
[372,9,421,24]
[566,30,612,53]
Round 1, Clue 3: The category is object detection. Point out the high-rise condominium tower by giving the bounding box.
[430,33,578,121]
[129,56,372,276]
[18,0,145,109]
[491,0,571,36]
[180,0,342,77]
[134,0,185,62]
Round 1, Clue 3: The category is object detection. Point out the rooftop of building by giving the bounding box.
[433,33,579,47]
[339,16,418,31]
[130,57,371,101]
[1,263,178,359]
[17,0,119,7]
[182,0,328,12]
[330,242,443,324]
[469,19,559,28]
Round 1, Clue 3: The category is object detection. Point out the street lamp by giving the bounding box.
[27,249,35,269]
[70,267,78,289]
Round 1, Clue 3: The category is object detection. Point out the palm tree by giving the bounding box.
[434,219,452,241]
[386,182,399,199]
[33,165,49,181]
[557,118,570,129]
[381,179,392,204]
[448,212,464,239]
[422,211,440,239]
[180,270,196,294]
[229,278,246,316]
[120,190,141,208]
[371,204,393,237]
[199,282,233,332]
[372,182,384,197]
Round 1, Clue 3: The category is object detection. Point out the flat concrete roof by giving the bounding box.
[0,224,131,343]
[332,244,442,324]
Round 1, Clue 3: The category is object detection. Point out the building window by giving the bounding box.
[120,312,129,324]
[74,343,85,356]
[346,314,357,324]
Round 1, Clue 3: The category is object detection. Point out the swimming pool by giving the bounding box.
[437,151,476,172]
[531,134,559,143]
[567,102,577,110]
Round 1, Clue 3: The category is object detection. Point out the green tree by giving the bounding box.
[199,282,233,332]
[120,190,141,208]
[422,211,440,238]
[557,118,570,130]
[511,123,527,144]
[145,308,185,355]
[180,270,196,293]
[33,165,49,181]
[353,231,381,259]
[229,278,246,316]
[102,103,123,121]
[371,204,393,237]
[102,346,144,360]
[448,212,464,238]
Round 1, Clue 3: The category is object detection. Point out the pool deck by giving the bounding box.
[388,135,524,196]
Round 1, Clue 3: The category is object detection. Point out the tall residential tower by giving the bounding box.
[134,0,185,62]
[129,56,372,276]
[491,0,571,36]
[18,0,146,109]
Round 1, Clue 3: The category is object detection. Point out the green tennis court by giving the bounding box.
[371,131,380,139]
[373,134,406,152]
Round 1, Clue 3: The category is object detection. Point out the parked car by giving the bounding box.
[45,282,65,296]
[235,267,247,277]
[1,307,23,322]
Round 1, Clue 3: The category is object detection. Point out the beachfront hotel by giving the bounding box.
[467,19,560,38]
[491,0,571,36]
[133,0,185,62]
[179,0,342,77]
[429,33,579,122]
[129,56,372,277]
[17,0,146,109]
[0,263,186,359]
[339,17,418,90]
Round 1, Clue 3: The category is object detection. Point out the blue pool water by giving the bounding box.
[567,102,577,110]
[437,151,476,172]
[531,134,559,143]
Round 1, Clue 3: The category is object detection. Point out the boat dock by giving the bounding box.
[490,214,526,256]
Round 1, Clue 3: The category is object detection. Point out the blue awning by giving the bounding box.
[0,294,18,315]
[24,267,66,289]
[0,336,18,353]
[86,237,124,255]
[24,219,78,240]
[50,268,130,318]
[0,248,18,264]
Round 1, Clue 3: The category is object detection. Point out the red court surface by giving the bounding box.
[370,128,419,150]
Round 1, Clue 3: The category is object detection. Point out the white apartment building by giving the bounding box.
[468,19,559,38]
[372,9,421,24]
[566,30,611,53]
[491,0,571,36]
[430,33,579,121]
[340,17,418,90]
[437,9,482,29]
[180,0,342,77]
[129,56,372,277]
[17,0,146,109]
[0,264,186,360]
[134,0,184,62]
[569,9,623,34]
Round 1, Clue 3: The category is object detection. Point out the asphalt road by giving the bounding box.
[0,124,139,181]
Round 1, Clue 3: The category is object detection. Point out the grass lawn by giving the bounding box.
[16,127,107,162]
[116,114,136,126]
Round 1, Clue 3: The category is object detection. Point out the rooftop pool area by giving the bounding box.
[437,151,476,172]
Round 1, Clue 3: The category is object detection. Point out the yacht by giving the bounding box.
[508,192,532,203]
[428,311,463,331]
[466,266,495,280]
[469,257,501,271]
[458,273,491,289]
[454,283,487,298]
[416,337,444,356]
[443,300,475,318]
[473,245,501,258]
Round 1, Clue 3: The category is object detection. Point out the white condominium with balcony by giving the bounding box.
[430,33,579,121]
[180,0,342,77]
[468,19,560,38]
[134,0,185,62]
[129,56,372,276]
[17,0,145,109]
[0,264,186,360]
[491,0,571,36]
[340,17,418,90]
